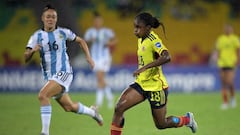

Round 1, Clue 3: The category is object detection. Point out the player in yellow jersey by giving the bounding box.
[110,12,197,135]
[215,24,240,109]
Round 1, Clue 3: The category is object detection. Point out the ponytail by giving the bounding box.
[151,17,167,39]
[136,12,167,39]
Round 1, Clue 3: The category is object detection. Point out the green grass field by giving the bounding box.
[0,92,239,135]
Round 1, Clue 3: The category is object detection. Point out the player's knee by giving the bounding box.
[155,123,166,130]
[38,93,48,101]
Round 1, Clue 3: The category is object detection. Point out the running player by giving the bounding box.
[24,5,103,135]
[110,12,198,135]
[84,11,117,108]
[215,24,240,109]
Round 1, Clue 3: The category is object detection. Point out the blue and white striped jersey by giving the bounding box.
[26,27,76,80]
[84,27,114,61]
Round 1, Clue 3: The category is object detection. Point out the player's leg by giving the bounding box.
[96,70,105,107]
[111,87,145,135]
[150,90,197,133]
[38,80,64,135]
[56,93,103,126]
[220,69,229,109]
[151,107,197,132]
[226,69,236,108]
[103,60,114,109]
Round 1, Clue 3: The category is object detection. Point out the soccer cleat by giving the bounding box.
[90,105,104,126]
[230,98,237,108]
[186,112,198,133]
[40,133,47,135]
[220,103,228,110]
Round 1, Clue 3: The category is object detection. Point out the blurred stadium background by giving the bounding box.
[0,0,240,92]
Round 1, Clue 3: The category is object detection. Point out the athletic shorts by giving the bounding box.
[49,71,73,98]
[220,67,234,71]
[130,82,168,109]
[93,58,111,72]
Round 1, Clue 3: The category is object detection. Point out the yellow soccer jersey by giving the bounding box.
[135,31,168,91]
[216,34,240,68]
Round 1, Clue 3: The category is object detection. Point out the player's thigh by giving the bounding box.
[147,90,168,124]
[220,70,228,84]
[226,70,235,83]
[116,87,145,112]
[96,70,105,81]
[39,80,63,98]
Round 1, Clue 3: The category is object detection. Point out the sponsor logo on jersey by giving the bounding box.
[155,42,161,48]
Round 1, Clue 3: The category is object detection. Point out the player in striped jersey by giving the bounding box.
[110,12,197,135]
[84,12,117,108]
[24,5,103,135]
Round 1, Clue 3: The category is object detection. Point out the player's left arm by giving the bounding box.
[74,36,95,69]
[106,29,117,47]
[237,46,240,65]
[133,50,170,76]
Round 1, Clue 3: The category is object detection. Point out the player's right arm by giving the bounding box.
[24,45,41,63]
[24,33,41,63]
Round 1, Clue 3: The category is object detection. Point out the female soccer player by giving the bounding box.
[215,24,240,109]
[84,12,117,108]
[24,5,103,135]
[110,12,198,135]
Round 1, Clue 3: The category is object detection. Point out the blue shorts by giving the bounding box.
[130,82,168,109]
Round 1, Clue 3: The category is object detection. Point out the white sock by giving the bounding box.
[40,105,52,135]
[77,102,95,117]
[96,89,104,107]
[105,86,114,108]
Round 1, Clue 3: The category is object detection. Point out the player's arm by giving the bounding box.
[237,47,240,65]
[75,36,95,69]
[106,37,117,46]
[133,50,170,76]
[24,45,41,63]
[106,29,117,47]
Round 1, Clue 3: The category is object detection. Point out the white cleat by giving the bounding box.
[186,112,198,133]
[90,105,103,126]
[230,98,237,108]
[220,103,228,110]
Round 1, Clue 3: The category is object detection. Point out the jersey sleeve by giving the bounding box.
[84,28,93,42]
[64,28,76,41]
[152,39,168,55]
[26,32,38,49]
[106,28,115,39]
[234,35,240,48]
[215,36,221,50]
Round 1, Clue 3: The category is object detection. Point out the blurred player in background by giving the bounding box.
[110,12,198,135]
[24,5,103,135]
[214,24,240,109]
[84,11,117,109]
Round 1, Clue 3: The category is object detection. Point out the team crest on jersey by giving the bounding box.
[59,34,64,39]
[155,42,161,48]
[142,46,145,51]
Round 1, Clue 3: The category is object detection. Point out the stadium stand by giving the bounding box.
[0,1,239,67]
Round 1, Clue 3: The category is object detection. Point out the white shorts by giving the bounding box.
[49,71,73,98]
[93,58,111,72]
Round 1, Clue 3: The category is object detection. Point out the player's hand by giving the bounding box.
[133,67,146,77]
[86,57,95,70]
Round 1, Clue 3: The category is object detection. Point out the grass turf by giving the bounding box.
[0,92,239,135]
